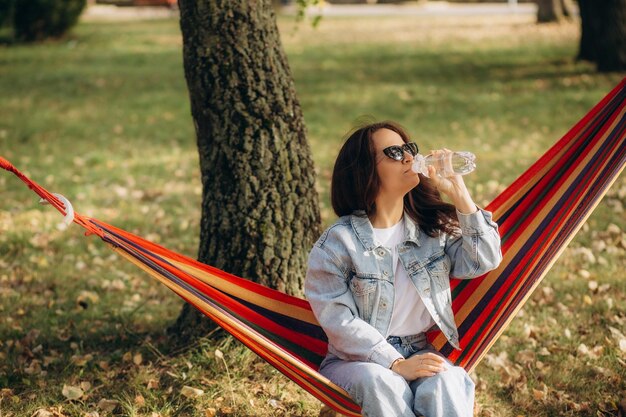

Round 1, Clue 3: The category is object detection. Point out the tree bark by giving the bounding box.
[577,0,594,61]
[577,0,626,72]
[536,0,565,23]
[170,0,321,342]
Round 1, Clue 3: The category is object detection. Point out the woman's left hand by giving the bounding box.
[427,149,477,214]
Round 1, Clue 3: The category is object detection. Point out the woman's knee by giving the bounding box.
[349,364,410,399]
[412,367,474,417]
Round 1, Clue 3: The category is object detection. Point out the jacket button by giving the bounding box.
[377,249,385,256]
[383,271,389,276]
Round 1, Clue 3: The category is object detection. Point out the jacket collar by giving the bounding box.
[350,210,421,251]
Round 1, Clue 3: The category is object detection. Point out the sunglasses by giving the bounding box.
[382,142,419,161]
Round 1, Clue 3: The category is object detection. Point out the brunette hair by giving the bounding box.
[330,120,460,237]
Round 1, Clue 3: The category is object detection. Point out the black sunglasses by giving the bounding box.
[382,142,419,161]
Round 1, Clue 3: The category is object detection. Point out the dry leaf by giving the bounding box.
[214,349,224,360]
[31,410,53,417]
[71,354,93,367]
[181,386,204,399]
[577,343,590,356]
[62,385,84,401]
[133,353,143,366]
[537,347,551,356]
[80,381,91,392]
[205,409,217,417]
[76,291,100,308]
[135,394,145,406]
[97,399,119,412]
[532,388,545,401]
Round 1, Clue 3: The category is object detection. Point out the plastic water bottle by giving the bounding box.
[411,151,476,178]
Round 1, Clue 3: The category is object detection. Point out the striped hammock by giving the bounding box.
[2,79,625,416]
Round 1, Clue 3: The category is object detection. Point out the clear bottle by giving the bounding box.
[411,151,476,178]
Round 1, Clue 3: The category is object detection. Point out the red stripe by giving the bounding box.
[109,234,328,360]
[94,219,313,310]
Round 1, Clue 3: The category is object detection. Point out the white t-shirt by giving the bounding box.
[373,219,435,337]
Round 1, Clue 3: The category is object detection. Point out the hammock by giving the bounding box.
[2,79,625,416]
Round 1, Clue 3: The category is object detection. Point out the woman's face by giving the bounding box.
[371,128,421,198]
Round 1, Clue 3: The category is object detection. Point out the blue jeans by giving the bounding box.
[319,334,475,417]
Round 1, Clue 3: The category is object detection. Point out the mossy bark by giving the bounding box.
[170,0,321,342]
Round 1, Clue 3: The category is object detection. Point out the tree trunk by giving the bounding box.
[577,0,595,61]
[536,0,565,23]
[560,0,576,17]
[577,0,626,72]
[170,0,322,342]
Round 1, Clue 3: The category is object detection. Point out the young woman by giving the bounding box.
[305,121,502,417]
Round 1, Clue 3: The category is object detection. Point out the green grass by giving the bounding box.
[1,12,625,417]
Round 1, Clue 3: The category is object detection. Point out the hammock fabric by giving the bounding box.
[2,79,625,416]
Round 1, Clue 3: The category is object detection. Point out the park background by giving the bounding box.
[1,1,625,416]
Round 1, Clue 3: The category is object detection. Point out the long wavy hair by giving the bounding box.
[331,120,460,237]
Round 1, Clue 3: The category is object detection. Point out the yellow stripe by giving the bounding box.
[167,259,321,326]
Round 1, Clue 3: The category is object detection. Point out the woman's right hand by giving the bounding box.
[391,352,447,380]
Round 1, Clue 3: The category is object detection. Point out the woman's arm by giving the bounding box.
[445,208,502,278]
[426,153,502,278]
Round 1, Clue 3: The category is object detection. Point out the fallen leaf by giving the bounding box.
[214,349,224,360]
[97,399,119,412]
[181,386,204,399]
[133,353,143,366]
[62,385,84,401]
[532,388,545,401]
[76,291,100,309]
[31,410,53,417]
[147,379,159,390]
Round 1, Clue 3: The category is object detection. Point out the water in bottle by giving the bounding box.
[411,151,476,178]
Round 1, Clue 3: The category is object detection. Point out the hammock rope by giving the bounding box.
[2,78,625,416]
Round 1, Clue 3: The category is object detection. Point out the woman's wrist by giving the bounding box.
[390,358,404,372]
[452,191,477,215]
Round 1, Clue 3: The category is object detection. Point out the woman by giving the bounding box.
[305,121,502,417]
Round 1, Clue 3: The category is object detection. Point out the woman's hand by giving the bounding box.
[391,352,447,381]
[427,149,477,214]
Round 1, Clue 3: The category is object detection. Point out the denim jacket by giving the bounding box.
[305,208,502,369]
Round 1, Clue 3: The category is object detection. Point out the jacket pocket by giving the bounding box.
[425,253,453,307]
[349,276,377,321]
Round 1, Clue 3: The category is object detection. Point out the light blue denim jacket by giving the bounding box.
[305,208,502,369]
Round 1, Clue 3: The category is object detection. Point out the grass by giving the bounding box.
[1,10,625,417]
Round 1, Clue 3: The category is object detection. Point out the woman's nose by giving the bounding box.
[402,152,414,163]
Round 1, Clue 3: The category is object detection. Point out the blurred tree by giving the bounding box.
[170,0,322,341]
[3,0,86,42]
[577,0,626,72]
[536,0,575,23]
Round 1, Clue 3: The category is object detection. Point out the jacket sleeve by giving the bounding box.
[444,208,502,279]
[304,244,403,368]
